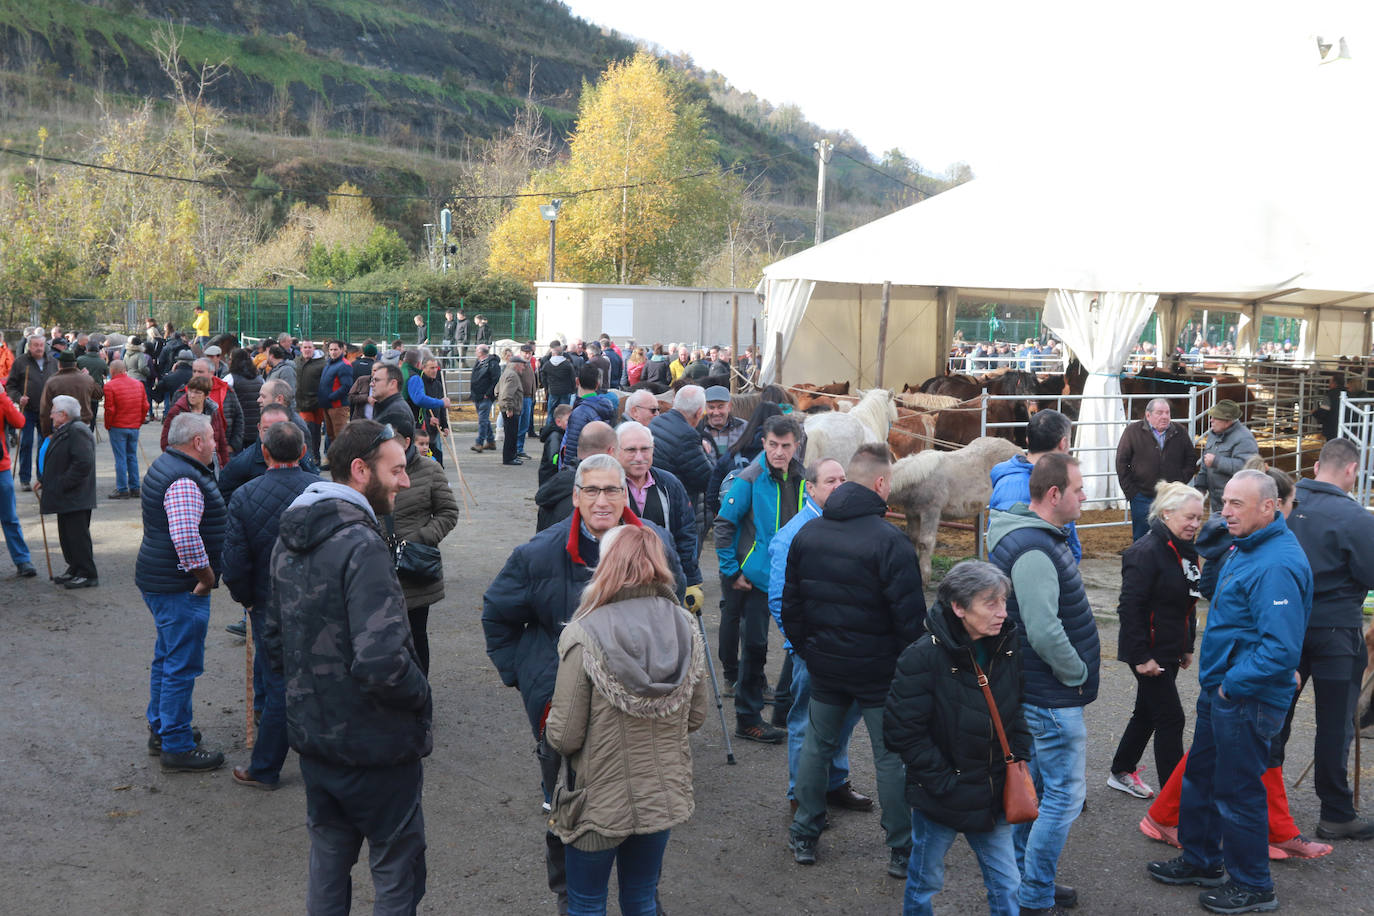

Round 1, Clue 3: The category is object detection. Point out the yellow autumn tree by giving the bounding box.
[487,52,739,285]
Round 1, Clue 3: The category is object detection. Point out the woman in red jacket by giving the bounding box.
[0,386,36,576]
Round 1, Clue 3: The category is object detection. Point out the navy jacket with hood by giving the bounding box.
[1286,477,1374,630]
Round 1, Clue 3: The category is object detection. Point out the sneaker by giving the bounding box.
[160,745,225,772]
[887,847,910,878]
[1140,813,1181,848]
[1198,881,1278,914]
[147,724,203,755]
[788,834,817,866]
[1270,833,1332,859]
[735,722,786,744]
[1316,816,1374,840]
[1108,769,1155,798]
[225,619,247,638]
[517,452,532,460]
[1148,856,1226,887]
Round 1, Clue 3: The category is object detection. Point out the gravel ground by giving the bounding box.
[2,423,1370,915]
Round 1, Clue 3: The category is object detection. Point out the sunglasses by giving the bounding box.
[360,423,397,460]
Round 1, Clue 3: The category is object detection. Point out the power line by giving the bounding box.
[0,145,798,205]
[835,149,931,198]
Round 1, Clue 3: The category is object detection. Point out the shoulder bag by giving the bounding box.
[383,514,444,584]
[972,658,1039,825]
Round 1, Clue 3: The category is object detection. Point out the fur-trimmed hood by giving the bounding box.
[559,584,702,718]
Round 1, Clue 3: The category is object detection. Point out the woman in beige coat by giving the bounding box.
[545,525,708,916]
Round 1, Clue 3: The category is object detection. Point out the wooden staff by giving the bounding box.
[245,613,256,749]
[33,489,52,580]
[437,363,477,511]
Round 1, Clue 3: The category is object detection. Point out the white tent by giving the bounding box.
[760,141,1374,500]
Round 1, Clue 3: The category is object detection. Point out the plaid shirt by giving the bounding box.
[164,478,209,570]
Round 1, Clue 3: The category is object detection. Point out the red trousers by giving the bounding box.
[1148,750,1299,843]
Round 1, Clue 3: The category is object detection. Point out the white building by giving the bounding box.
[534,282,763,352]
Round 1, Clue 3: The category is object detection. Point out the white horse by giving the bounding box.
[802,388,896,468]
[888,436,1022,581]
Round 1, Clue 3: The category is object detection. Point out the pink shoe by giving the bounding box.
[1139,813,1181,848]
[1109,768,1156,798]
[1270,834,1333,859]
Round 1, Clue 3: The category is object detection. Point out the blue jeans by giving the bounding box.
[1129,493,1153,541]
[904,808,1020,916]
[792,699,909,849]
[476,398,494,446]
[246,607,288,784]
[516,396,533,453]
[565,829,670,916]
[1179,687,1282,892]
[1014,704,1087,909]
[108,427,140,492]
[143,590,211,754]
[0,468,32,567]
[16,408,39,484]
[787,654,858,798]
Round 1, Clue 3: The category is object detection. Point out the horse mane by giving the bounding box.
[849,388,895,441]
[889,449,946,498]
[896,392,961,411]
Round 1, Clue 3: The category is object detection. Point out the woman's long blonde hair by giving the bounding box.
[575,525,674,618]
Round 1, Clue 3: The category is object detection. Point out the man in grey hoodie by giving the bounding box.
[986,453,1097,915]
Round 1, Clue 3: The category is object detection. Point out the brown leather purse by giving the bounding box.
[972,660,1039,824]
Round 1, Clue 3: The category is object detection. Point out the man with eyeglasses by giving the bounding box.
[484,453,685,915]
[624,388,661,426]
[267,419,430,914]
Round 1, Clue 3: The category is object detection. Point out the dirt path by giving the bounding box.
[1,425,1369,914]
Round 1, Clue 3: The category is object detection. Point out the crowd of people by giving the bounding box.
[4,316,1373,915]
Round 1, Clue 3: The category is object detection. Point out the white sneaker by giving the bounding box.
[1108,769,1155,799]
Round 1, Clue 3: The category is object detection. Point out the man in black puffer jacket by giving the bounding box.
[783,444,926,874]
[650,384,713,500]
[884,561,1030,909]
[221,420,319,789]
[266,420,430,914]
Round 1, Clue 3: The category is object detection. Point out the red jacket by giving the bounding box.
[103,373,149,430]
[0,387,24,472]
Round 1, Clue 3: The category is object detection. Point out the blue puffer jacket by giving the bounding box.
[221,466,320,610]
[317,356,354,409]
[559,392,619,465]
[713,452,806,589]
[988,454,1081,562]
[482,511,685,737]
[1200,513,1313,710]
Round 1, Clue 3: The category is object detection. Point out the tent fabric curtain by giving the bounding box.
[1042,289,1159,503]
[758,278,815,383]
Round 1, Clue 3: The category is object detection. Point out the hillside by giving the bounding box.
[0,0,963,259]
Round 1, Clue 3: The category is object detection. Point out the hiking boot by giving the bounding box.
[1148,856,1226,887]
[788,834,817,865]
[1140,813,1181,848]
[887,847,910,878]
[735,722,786,744]
[160,745,225,772]
[225,619,247,638]
[1269,833,1332,859]
[1316,816,1374,840]
[1198,881,1278,914]
[826,782,874,811]
[147,724,203,755]
[1108,768,1155,798]
[1055,884,1078,909]
[470,444,484,453]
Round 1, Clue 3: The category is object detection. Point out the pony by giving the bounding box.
[888,436,1023,581]
[801,388,896,468]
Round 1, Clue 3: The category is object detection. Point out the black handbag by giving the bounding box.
[384,516,444,584]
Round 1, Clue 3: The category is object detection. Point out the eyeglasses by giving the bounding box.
[576,485,624,499]
[360,423,397,460]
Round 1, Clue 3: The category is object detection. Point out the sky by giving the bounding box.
[562,0,1374,182]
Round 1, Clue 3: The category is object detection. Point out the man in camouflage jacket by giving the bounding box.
[266,418,430,914]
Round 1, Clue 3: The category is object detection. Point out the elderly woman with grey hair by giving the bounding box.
[884,560,1029,915]
[37,394,99,588]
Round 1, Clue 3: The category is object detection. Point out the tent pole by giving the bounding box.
[731,294,740,394]
[875,280,892,389]
[775,331,784,385]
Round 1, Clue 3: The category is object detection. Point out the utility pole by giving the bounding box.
[439,208,452,274]
[813,138,833,244]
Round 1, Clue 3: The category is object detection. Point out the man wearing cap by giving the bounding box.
[699,385,746,461]
[39,351,101,435]
[1192,399,1259,513]
[202,344,228,379]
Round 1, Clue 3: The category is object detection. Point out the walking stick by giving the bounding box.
[437,364,478,509]
[692,607,736,765]
[32,490,53,580]
[245,612,256,749]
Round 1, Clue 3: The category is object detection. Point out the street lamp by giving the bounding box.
[539,198,563,282]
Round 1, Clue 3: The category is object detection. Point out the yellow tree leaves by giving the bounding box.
[487,51,739,286]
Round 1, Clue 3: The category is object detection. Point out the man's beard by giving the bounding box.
[363,472,394,516]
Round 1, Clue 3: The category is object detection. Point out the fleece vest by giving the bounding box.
[135,448,227,593]
[989,524,1100,708]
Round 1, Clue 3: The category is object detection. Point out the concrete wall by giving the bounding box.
[534,283,762,351]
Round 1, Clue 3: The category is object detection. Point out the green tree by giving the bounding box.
[487,51,740,286]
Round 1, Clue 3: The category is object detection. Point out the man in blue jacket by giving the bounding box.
[317,339,354,453]
[559,366,618,466]
[1278,437,1374,841]
[714,413,805,744]
[1148,469,1312,914]
[988,408,1081,562]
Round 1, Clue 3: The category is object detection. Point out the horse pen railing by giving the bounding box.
[1337,396,1374,508]
[974,383,1218,558]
